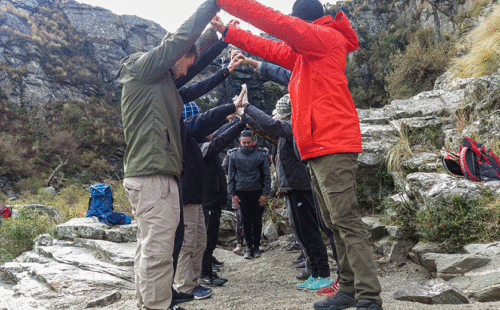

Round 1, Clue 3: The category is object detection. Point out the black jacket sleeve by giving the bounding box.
[184,103,235,141]
[243,105,293,139]
[260,62,291,86]
[260,152,271,196]
[178,67,230,103]
[205,120,246,160]
[175,40,229,88]
[227,153,236,196]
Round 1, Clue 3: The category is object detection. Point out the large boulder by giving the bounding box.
[394,277,469,304]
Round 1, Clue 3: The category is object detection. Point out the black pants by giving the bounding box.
[173,181,185,274]
[237,190,264,251]
[286,190,330,278]
[312,189,341,280]
[201,206,222,277]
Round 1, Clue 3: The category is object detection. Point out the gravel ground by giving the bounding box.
[94,236,500,310]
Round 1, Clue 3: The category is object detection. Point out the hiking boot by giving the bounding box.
[295,261,306,269]
[296,276,317,290]
[212,263,220,272]
[244,249,253,259]
[200,275,226,286]
[318,278,339,296]
[313,291,356,310]
[292,253,305,264]
[212,256,224,266]
[306,277,334,290]
[296,269,311,280]
[191,285,212,300]
[233,244,244,256]
[172,290,194,303]
[253,248,262,258]
[357,300,383,310]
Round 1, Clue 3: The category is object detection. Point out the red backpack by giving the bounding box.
[0,205,12,219]
[440,137,500,182]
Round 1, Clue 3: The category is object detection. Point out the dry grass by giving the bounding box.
[452,3,500,78]
[386,123,413,173]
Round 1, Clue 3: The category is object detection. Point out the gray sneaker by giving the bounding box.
[253,248,262,258]
[244,249,253,259]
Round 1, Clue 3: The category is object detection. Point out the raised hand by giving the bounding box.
[210,15,226,33]
[227,51,244,72]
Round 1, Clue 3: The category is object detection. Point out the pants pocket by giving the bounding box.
[327,183,360,224]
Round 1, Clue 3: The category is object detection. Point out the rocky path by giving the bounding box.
[3,232,500,310]
[96,240,500,310]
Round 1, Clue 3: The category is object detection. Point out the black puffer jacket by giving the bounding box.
[227,145,271,196]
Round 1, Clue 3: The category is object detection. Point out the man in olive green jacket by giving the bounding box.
[118,1,219,309]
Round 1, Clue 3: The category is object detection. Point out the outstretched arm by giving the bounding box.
[242,105,293,139]
[216,0,342,56]
[178,51,244,103]
[131,0,219,83]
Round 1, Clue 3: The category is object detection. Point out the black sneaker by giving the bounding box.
[212,263,220,272]
[212,256,224,266]
[200,275,226,286]
[167,303,186,310]
[172,290,194,303]
[357,300,383,310]
[296,269,311,280]
[292,253,305,264]
[313,291,356,310]
[253,248,262,258]
[244,249,253,259]
[211,272,228,284]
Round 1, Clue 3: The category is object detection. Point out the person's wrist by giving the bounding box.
[222,25,229,37]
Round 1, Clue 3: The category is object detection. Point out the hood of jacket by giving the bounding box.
[313,12,358,54]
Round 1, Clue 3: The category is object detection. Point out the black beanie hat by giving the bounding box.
[291,0,324,21]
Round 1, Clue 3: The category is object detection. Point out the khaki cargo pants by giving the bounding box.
[123,174,180,310]
[308,153,382,305]
[173,204,207,293]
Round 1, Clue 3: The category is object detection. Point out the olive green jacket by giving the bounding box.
[118,0,219,178]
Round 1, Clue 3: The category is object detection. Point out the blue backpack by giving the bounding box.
[87,184,132,226]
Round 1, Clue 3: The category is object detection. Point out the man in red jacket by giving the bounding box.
[212,0,382,309]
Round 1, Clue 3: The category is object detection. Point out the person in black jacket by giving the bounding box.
[173,100,243,299]
[241,97,334,290]
[199,117,246,285]
[172,42,245,301]
[227,130,271,259]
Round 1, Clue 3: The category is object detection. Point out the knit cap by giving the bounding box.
[291,0,324,21]
[276,94,291,120]
[182,101,201,119]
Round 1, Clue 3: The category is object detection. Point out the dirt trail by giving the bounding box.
[97,236,500,310]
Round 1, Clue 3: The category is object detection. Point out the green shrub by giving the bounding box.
[415,194,500,251]
[0,208,54,262]
[386,37,454,100]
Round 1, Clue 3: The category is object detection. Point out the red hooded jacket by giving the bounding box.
[217,0,362,159]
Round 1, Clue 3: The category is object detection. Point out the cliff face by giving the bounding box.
[0,0,488,110]
[0,0,166,110]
